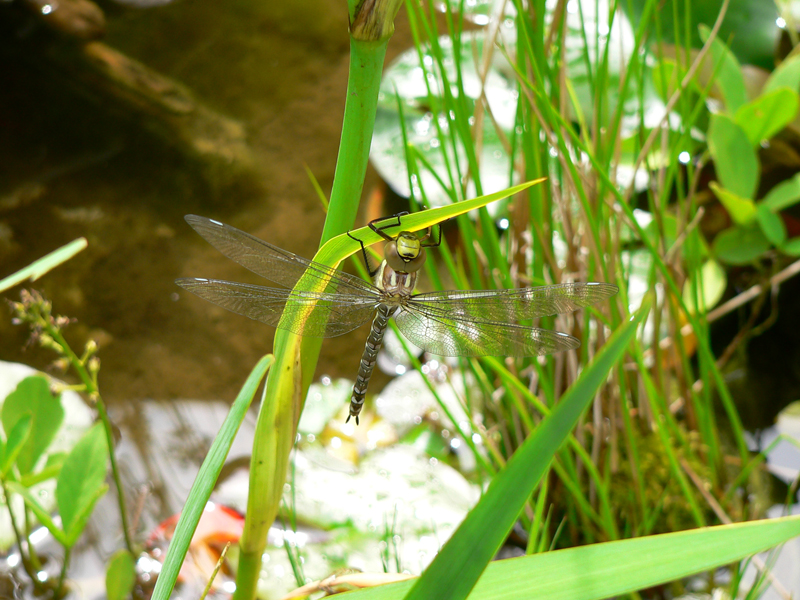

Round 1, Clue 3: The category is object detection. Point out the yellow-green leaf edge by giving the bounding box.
[343,515,800,600]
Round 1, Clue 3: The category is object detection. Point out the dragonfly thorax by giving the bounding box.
[377,260,418,300]
[384,231,427,273]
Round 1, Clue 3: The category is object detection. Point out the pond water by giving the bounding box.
[0,0,412,406]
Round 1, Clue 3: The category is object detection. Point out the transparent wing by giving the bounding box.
[393,282,617,357]
[394,304,580,357]
[409,282,618,320]
[184,215,378,296]
[175,278,379,337]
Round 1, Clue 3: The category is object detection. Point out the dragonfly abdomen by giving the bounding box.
[348,303,395,424]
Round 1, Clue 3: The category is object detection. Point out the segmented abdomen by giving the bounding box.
[348,304,394,424]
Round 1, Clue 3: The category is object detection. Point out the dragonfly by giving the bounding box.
[175,214,618,424]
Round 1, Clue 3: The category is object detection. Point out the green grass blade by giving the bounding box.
[314,179,547,268]
[400,299,647,600]
[151,355,272,600]
[0,238,88,293]
[338,515,800,600]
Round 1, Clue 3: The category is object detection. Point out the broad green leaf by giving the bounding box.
[713,225,770,264]
[20,451,67,487]
[707,115,759,200]
[755,204,786,246]
[6,482,69,546]
[401,300,644,600]
[63,483,109,548]
[764,54,800,95]
[734,87,799,144]
[1,376,65,475]
[345,516,800,600]
[106,549,137,600]
[683,259,726,314]
[762,173,800,212]
[780,237,800,256]
[699,25,747,113]
[151,355,272,600]
[45,451,67,469]
[56,423,108,536]
[0,414,32,477]
[709,182,756,225]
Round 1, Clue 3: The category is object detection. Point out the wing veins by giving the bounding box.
[176,278,378,337]
[395,302,579,357]
[185,215,378,295]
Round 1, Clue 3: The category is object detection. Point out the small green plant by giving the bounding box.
[3,290,135,599]
[697,32,800,263]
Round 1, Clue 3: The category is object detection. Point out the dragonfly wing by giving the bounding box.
[176,278,378,337]
[409,282,618,320]
[394,304,580,357]
[184,215,377,295]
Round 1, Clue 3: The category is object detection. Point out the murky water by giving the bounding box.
[0,0,411,405]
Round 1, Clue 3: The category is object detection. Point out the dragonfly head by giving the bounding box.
[385,231,427,273]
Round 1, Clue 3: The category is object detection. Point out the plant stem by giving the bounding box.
[232,8,396,600]
[1,480,42,588]
[321,40,390,243]
[56,545,71,599]
[46,325,135,554]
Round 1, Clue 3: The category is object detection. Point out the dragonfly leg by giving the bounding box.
[420,219,443,248]
[370,211,444,249]
[348,211,444,277]
[347,229,380,278]
[348,212,410,277]
[367,211,409,241]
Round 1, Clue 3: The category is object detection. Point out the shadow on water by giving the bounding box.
[0,0,411,404]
